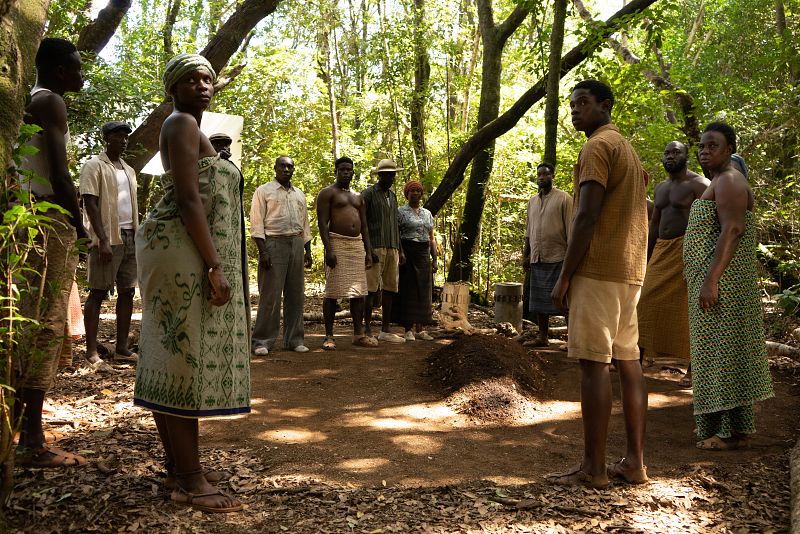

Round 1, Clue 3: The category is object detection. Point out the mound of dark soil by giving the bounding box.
[426,334,545,421]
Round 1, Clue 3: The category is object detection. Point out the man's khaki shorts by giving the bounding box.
[87,228,137,292]
[567,275,641,364]
[366,247,399,293]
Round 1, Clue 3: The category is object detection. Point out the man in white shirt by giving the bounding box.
[250,156,312,355]
[79,121,139,367]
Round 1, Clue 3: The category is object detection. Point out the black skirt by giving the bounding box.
[393,239,434,325]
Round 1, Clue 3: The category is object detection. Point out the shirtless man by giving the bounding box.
[316,157,374,350]
[637,141,709,387]
[16,38,88,467]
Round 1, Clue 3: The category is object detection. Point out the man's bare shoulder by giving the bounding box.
[653,180,669,193]
[316,184,337,201]
[27,90,67,127]
[688,170,710,184]
[688,171,711,193]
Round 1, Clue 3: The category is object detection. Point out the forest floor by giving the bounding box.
[5,289,800,533]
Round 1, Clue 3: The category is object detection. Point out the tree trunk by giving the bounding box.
[409,0,431,179]
[163,0,182,58]
[775,0,800,84]
[125,0,282,173]
[0,0,52,511]
[425,0,660,216]
[0,0,49,192]
[319,27,341,161]
[542,0,567,167]
[446,0,530,282]
[76,0,132,56]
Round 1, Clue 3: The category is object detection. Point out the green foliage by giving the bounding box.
[775,284,800,317]
[2,125,67,504]
[42,0,800,297]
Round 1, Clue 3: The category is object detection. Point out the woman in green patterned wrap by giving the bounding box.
[134,54,249,513]
[684,122,773,451]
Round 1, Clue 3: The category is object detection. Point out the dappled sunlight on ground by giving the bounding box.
[263,406,320,418]
[257,427,328,444]
[390,434,443,455]
[337,457,391,472]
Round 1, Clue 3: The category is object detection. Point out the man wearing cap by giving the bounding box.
[250,155,312,355]
[80,121,139,367]
[362,159,406,343]
[210,132,232,160]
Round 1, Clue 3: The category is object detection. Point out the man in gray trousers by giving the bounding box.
[250,156,312,355]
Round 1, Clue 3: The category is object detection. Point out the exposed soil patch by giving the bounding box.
[426,334,545,422]
[426,334,544,395]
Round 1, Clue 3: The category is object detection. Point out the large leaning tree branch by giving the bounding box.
[425,0,660,216]
[125,0,281,173]
[76,0,132,56]
[572,0,700,144]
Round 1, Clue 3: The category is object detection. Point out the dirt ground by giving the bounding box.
[6,293,800,533]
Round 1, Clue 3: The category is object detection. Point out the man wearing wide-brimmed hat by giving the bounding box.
[361,158,407,343]
[80,120,139,368]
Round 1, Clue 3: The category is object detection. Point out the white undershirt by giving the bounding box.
[116,168,133,229]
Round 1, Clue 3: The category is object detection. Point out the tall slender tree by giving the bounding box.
[542,0,567,167]
[446,0,530,282]
[410,0,431,178]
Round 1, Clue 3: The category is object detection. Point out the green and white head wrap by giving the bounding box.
[162,53,216,96]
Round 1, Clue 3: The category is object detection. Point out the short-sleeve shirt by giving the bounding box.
[398,204,434,242]
[524,187,573,263]
[79,152,139,247]
[573,123,648,285]
[361,183,400,249]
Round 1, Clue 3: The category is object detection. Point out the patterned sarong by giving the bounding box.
[637,236,689,360]
[324,233,368,298]
[134,155,251,418]
[683,199,773,439]
[529,261,562,315]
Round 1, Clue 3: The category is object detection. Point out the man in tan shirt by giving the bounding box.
[549,80,649,489]
[250,156,312,355]
[80,121,139,368]
[523,162,572,346]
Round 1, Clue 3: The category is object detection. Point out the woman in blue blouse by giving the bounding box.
[393,180,438,340]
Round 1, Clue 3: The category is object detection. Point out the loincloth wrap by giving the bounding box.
[637,236,689,360]
[325,232,368,299]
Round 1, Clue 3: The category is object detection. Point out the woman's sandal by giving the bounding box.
[322,337,336,351]
[17,444,87,468]
[170,469,243,513]
[606,458,649,484]
[164,463,226,490]
[171,486,243,513]
[696,435,748,451]
[353,335,378,348]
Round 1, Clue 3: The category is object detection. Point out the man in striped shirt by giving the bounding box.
[361,159,406,344]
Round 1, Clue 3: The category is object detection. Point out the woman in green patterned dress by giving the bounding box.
[134,54,250,512]
[684,122,773,450]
